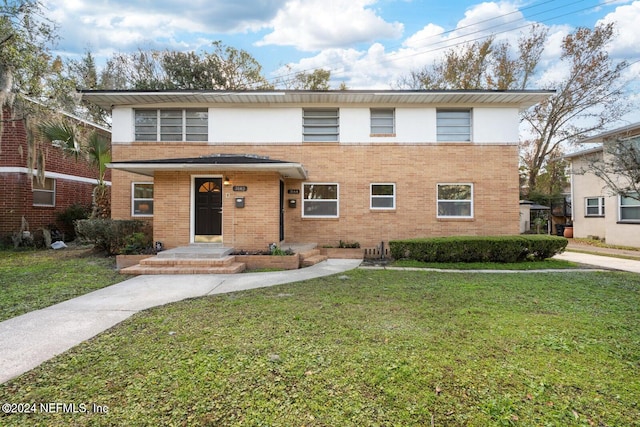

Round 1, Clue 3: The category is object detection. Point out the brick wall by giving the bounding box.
[112,142,520,250]
[1,107,110,239]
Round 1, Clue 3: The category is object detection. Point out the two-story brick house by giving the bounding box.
[81,90,552,252]
[0,105,111,243]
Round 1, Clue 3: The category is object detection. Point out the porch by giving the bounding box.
[119,243,328,275]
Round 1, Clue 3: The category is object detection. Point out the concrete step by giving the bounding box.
[301,254,328,267]
[140,256,236,267]
[155,245,233,259]
[120,262,246,275]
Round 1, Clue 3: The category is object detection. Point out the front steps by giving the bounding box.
[299,248,328,267]
[120,243,327,275]
[120,255,246,275]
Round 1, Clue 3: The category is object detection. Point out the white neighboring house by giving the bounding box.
[564,123,640,248]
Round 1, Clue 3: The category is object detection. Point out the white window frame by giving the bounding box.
[134,109,208,142]
[618,193,640,223]
[585,197,605,217]
[437,183,474,219]
[303,109,339,142]
[436,109,472,142]
[302,183,339,218]
[370,108,395,136]
[370,183,396,210]
[32,177,56,207]
[132,182,154,217]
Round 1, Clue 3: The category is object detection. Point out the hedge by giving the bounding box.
[75,219,152,255]
[389,235,568,263]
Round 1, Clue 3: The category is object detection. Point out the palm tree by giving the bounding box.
[39,120,111,218]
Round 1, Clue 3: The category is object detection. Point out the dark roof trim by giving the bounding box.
[107,154,308,179]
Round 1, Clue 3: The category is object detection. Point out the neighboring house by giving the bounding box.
[81,90,552,251]
[0,105,111,242]
[564,123,640,248]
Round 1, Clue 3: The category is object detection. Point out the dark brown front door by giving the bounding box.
[195,178,222,242]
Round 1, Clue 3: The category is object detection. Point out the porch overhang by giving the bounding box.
[107,154,308,179]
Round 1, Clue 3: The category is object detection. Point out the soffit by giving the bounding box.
[81,90,554,111]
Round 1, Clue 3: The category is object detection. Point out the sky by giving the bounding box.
[41,0,640,120]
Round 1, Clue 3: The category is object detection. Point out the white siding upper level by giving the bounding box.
[111,105,521,145]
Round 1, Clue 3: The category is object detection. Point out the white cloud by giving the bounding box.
[598,0,640,58]
[43,0,286,56]
[256,0,404,51]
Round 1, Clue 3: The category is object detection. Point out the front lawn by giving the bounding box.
[1,269,638,426]
[0,247,128,321]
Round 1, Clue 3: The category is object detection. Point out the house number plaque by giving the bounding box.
[233,186,248,192]
[287,189,300,194]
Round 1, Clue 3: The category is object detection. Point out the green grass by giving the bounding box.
[390,258,579,270]
[1,269,638,426]
[0,248,128,321]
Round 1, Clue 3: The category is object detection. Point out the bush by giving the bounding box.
[75,219,152,255]
[389,235,568,263]
[56,203,90,240]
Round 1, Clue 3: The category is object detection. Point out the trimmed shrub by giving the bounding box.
[56,203,90,240]
[75,219,152,255]
[389,235,568,263]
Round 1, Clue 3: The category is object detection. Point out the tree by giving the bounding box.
[0,0,71,181]
[587,135,640,201]
[291,69,331,90]
[397,25,548,91]
[98,42,273,90]
[521,23,629,196]
[66,51,108,124]
[39,120,112,218]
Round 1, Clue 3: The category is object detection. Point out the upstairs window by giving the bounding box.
[132,182,154,217]
[135,109,208,142]
[437,110,471,142]
[619,193,640,222]
[437,183,473,218]
[33,177,55,206]
[585,197,605,217]
[370,109,395,135]
[303,109,339,142]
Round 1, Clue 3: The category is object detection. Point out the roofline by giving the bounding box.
[80,89,556,111]
[578,122,640,144]
[563,146,604,159]
[20,94,111,134]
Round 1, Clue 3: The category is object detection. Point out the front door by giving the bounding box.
[194,177,223,243]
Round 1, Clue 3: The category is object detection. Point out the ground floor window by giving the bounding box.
[132,182,154,216]
[303,183,338,217]
[437,183,473,218]
[370,183,395,209]
[619,193,640,222]
[585,197,605,217]
[33,177,55,206]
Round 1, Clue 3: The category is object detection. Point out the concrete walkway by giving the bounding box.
[0,259,361,384]
[554,251,640,273]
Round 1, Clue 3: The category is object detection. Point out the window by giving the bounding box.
[303,109,339,142]
[436,110,471,142]
[585,197,605,217]
[437,184,473,218]
[135,109,208,142]
[619,193,640,222]
[370,183,395,209]
[370,109,395,135]
[33,178,55,206]
[132,182,154,216]
[303,183,339,217]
